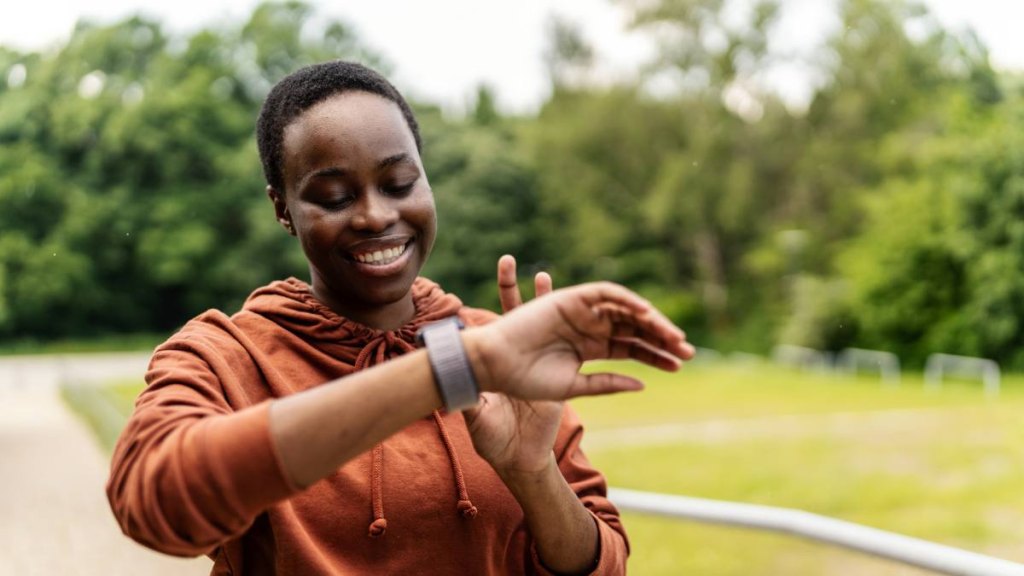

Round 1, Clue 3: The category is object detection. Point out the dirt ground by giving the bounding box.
[0,355,209,575]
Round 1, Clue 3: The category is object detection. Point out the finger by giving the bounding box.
[591,302,692,359]
[565,372,645,399]
[609,318,695,361]
[572,282,655,314]
[608,337,683,371]
[548,282,691,359]
[534,271,553,298]
[497,254,522,312]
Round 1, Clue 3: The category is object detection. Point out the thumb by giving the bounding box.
[565,372,645,399]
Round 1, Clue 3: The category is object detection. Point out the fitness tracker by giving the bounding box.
[416,317,480,411]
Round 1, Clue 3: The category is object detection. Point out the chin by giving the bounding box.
[355,273,419,306]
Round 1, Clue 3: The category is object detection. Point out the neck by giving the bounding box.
[310,281,416,332]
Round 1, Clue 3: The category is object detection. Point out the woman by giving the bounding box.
[107,61,693,575]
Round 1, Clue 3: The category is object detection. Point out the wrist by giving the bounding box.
[462,327,501,393]
[495,451,558,489]
[418,318,480,411]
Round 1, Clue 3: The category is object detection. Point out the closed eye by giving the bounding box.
[321,195,355,210]
[381,182,415,197]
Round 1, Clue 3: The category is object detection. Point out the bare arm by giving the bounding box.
[269,348,440,487]
[503,454,603,575]
[272,279,692,492]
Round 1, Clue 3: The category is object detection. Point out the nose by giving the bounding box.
[350,190,398,233]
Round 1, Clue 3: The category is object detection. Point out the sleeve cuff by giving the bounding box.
[199,400,303,514]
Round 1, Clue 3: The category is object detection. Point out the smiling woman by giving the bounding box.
[268,89,437,329]
[104,60,694,575]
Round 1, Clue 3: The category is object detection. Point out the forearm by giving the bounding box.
[270,349,443,487]
[112,342,450,553]
[501,453,600,575]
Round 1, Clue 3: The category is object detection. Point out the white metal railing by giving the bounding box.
[609,488,1024,576]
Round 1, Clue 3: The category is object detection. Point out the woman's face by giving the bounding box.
[269,91,436,325]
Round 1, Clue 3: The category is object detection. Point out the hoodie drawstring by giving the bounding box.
[432,411,478,518]
[356,335,398,538]
[368,444,387,537]
[356,330,476,538]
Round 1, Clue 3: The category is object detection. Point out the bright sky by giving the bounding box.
[1,0,1022,113]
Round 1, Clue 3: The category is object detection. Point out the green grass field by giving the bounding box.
[572,362,1024,575]
[66,361,1024,575]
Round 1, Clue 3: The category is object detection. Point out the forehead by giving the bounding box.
[281,91,418,183]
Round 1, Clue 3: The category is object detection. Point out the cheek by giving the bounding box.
[421,215,437,258]
[410,190,437,234]
[296,212,339,256]
[416,200,437,255]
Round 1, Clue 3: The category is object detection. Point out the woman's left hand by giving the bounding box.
[463,255,565,477]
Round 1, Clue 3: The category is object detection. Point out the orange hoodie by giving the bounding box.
[107,277,628,575]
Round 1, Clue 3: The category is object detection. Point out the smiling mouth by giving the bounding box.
[349,241,411,266]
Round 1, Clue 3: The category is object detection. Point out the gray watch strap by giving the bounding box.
[418,317,480,411]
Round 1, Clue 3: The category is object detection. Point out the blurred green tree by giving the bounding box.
[0,3,374,338]
[419,92,544,310]
[1,0,1021,368]
[842,91,1024,368]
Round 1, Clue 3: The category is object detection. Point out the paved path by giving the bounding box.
[0,354,209,575]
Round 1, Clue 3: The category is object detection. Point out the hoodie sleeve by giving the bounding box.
[106,324,299,557]
[530,405,629,576]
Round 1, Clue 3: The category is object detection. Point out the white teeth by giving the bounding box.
[354,244,407,265]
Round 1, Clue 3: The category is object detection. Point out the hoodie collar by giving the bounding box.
[242,276,464,350]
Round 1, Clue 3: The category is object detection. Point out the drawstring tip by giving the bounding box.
[458,500,478,519]
[368,518,388,538]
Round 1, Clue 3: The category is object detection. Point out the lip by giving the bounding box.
[346,235,413,255]
[345,238,415,278]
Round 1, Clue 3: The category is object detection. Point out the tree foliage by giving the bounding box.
[0,5,370,337]
[2,0,1023,370]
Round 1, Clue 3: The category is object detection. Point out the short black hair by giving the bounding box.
[256,61,422,192]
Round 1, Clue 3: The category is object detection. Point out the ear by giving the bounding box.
[267,185,296,236]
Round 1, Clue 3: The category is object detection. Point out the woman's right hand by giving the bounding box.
[464,282,695,401]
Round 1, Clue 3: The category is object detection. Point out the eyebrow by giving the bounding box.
[297,153,415,190]
[377,153,412,169]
